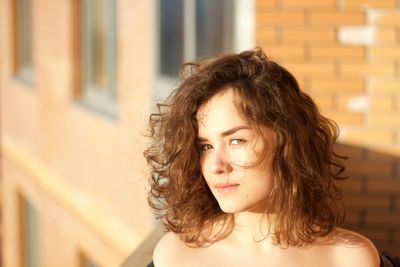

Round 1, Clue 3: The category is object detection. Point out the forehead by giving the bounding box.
[197,88,237,115]
[196,89,249,132]
[196,88,276,145]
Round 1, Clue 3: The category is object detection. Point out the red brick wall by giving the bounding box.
[256,0,400,255]
[337,144,400,255]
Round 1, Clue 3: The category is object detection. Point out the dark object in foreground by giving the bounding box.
[381,251,400,267]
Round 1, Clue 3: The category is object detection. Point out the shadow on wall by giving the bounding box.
[120,143,400,266]
[336,143,400,256]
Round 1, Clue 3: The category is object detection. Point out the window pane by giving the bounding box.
[16,0,33,80]
[82,0,116,100]
[91,0,107,90]
[196,0,233,58]
[21,0,32,68]
[21,198,39,267]
[159,0,183,77]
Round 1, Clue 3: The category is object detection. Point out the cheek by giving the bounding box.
[243,160,275,191]
[199,157,212,183]
[199,156,209,174]
[253,173,274,200]
[199,156,205,171]
[239,172,274,205]
[230,147,258,166]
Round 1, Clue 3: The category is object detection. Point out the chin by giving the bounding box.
[217,202,244,214]
[218,199,269,214]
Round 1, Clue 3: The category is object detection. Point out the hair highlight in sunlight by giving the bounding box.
[144,48,347,247]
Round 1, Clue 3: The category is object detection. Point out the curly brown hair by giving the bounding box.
[144,48,347,247]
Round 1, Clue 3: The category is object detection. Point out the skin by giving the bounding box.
[153,88,381,267]
[197,89,275,215]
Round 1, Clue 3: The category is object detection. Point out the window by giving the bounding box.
[159,0,184,79]
[19,195,40,267]
[195,0,234,59]
[81,0,117,116]
[158,0,234,79]
[14,0,34,83]
[155,0,254,100]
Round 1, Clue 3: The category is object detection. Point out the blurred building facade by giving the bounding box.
[0,0,399,267]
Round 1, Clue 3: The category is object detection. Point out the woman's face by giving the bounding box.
[197,88,275,214]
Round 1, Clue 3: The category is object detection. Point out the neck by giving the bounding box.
[229,212,277,251]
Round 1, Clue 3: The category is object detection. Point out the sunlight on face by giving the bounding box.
[196,88,275,214]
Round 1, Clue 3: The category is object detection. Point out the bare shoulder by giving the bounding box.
[153,231,191,267]
[324,227,380,267]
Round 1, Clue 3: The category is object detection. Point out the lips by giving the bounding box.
[215,183,240,193]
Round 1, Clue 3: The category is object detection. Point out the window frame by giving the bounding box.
[14,0,35,84]
[80,0,118,117]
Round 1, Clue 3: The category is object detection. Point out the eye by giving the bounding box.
[199,144,213,151]
[230,138,245,145]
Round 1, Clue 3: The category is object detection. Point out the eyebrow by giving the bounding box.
[197,125,250,142]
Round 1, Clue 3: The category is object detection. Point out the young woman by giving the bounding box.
[144,49,395,267]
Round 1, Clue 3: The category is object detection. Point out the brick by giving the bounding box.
[365,149,396,162]
[396,197,400,211]
[283,62,335,79]
[297,78,308,90]
[345,160,366,177]
[342,129,395,149]
[375,29,397,45]
[262,45,306,61]
[370,96,394,113]
[395,230,400,243]
[390,156,400,175]
[366,143,400,156]
[365,212,400,225]
[370,79,400,94]
[256,0,279,9]
[257,11,306,26]
[311,46,366,61]
[309,79,365,94]
[397,96,400,112]
[340,63,395,77]
[340,177,363,192]
[371,12,400,26]
[256,29,278,44]
[342,0,397,8]
[357,229,391,243]
[335,144,365,161]
[347,160,394,177]
[371,47,400,60]
[369,113,400,127]
[343,210,362,225]
[282,0,337,8]
[337,94,367,112]
[324,111,364,125]
[311,93,335,111]
[338,26,377,46]
[368,179,400,193]
[395,130,400,146]
[281,28,336,44]
[343,195,391,209]
[310,11,365,26]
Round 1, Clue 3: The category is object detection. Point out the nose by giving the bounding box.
[208,146,233,174]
